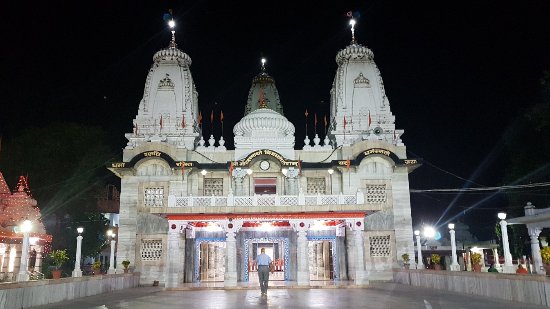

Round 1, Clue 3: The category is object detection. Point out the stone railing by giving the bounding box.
[393,269,550,307]
[168,191,365,208]
[0,272,140,309]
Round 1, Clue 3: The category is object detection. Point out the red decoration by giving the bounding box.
[171,224,177,230]
[228,223,233,229]
[356,221,362,227]
[299,222,305,228]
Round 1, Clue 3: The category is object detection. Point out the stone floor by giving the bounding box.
[31,282,547,309]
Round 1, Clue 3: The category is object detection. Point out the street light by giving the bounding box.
[17,220,32,281]
[246,169,253,195]
[327,169,334,195]
[72,227,84,277]
[448,223,460,271]
[107,229,117,274]
[414,230,424,269]
[498,212,514,273]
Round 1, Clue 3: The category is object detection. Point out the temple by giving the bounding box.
[0,173,51,281]
[109,18,421,287]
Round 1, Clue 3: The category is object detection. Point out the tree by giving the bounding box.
[0,122,117,251]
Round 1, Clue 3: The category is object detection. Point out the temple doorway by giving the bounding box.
[197,241,226,281]
[245,238,288,281]
[308,240,335,281]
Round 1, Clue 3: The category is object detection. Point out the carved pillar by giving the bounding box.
[293,220,311,286]
[285,168,299,196]
[224,220,242,287]
[493,248,500,268]
[232,169,246,196]
[499,219,515,273]
[528,227,543,275]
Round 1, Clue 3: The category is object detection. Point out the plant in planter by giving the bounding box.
[431,254,442,270]
[122,260,131,273]
[402,253,411,269]
[471,252,482,272]
[50,249,69,279]
[92,260,102,275]
[540,247,550,275]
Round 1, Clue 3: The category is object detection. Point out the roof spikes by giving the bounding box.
[349,18,356,44]
[261,58,267,72]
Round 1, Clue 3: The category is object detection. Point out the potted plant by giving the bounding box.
[50,249,69,279]
[401,253,410,269]
[540,247,550,275]
[122,260,131,273]
[92,260,102,275]
[431,254,442,270]
[471,252,482,272]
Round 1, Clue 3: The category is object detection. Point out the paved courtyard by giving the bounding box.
[32,282,546,309]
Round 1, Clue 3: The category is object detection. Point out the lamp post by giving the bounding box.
[17,220,32,281]
[498,212,515,273]
[247,168,253,196]
[448,223,460,271]
[107,229,117,274]
[414,230,424,269]
[72,227,84,277]
[201,170,207,195]
[327,169,334,195]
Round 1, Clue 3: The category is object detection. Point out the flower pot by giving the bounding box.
[473,264,482,272]
[544,264,550,276]
[93,267,101,275]
[123,268,129,274]
[403,263,410,270]
[51,269,62,279]
[433,264,442,270]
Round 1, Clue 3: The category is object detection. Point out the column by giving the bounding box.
[72,234,83,277]
[493,248,500,268]
[285,168,299,196]
[296,230,309,285]
[353,229,368,285]
[17,231,30,281]
[449,228,460,271]
[415,233,424,269]
[165,221,186,288]
[224,220,242,287]
[232,169,246,196]
[529,227,543,275]
[108,239,117,274]
[500,219,515,273]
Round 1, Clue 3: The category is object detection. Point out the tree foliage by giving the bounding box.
[0,122,117,251]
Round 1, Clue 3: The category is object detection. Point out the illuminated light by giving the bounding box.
[434,231,442,241]
[281,168,288,176]
[448,223,455,230]
[349,19,356,27]
[310,220,331,231]
[423,226,435,238]
[204,222,223,232]
[497,212,507,220]
[327,169,334,175]
[414,230,420,236]
[21,220,32,233]
[107,230,113,237]
[29,237,39,245]
[261,58,266,65]
[77,227,84,234]
[258,222,274,232]
[247,169,253,175]
[201,170,208,176]
[168,20,176,29]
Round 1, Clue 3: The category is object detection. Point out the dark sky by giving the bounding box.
[2,1,549,237]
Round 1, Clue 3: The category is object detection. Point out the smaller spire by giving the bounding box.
[349,18,356,44]
[261,58,267,72]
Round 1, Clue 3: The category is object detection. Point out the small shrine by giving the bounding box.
[0,172,52,281]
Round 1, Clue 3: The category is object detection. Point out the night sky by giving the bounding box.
[2,1,549,238]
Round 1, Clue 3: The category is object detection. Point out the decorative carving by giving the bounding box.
[158,74,175,90]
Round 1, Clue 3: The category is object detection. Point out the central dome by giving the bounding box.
[233,108,294,137]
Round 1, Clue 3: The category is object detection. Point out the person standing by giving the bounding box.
[255,247,273,295]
